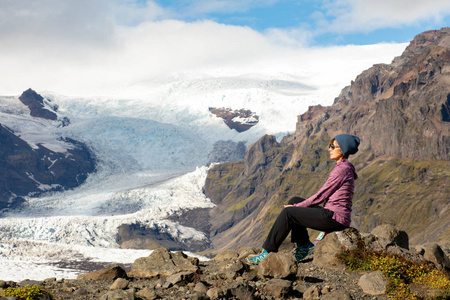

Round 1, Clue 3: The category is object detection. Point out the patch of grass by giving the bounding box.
[3,285,53,300]
[337,243,450,299]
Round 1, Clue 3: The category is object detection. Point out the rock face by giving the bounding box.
[209,107,259,132]
[0,89,96,212]
[203,28,450,253]
[19,88,58,121]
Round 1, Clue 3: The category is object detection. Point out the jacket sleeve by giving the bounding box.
[293,167,345,208]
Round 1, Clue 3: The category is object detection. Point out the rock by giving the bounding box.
[224,281,254,300]
[238,247,258,259]
[73,287,90,296]
[213,249,239,261]
[320,290,353,300]
[18,280,43,287]
[417,243,450,270]
[0,281,7,288]
[129,248,198,278]
[257,252,298,279]
[100,289,135,300]
[207,287,225,299]
[302,285,321,300]
[313,228,360,270]
[19,88,57,120]
[166,271,196,286]
[218,259,245,280]
[193,282,208,294]
[136,287,158,300]
[358,271,388,295]
[263,278,292,298]
[209,107,259,132]
[77,265,127,281]
[190,291,209,300]
[370,224,409,250]
[110,278,129,290]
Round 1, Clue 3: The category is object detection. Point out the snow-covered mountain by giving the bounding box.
[0,73,354,280]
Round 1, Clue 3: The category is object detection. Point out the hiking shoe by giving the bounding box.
[295,241,314,262]
[246,249,268,265]
[313,232,327,245]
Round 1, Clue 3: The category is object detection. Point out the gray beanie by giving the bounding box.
[334,134,360,157]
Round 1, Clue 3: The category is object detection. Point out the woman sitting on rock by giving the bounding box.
[247,134,360,264]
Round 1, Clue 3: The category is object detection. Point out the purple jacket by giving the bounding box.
[293,159,357,227]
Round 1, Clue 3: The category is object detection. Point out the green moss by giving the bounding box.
[3,285,53,300]
[337,243,450,299]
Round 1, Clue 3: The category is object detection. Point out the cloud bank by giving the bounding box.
[0,0,422,96]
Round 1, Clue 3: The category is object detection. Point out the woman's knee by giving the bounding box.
[288,196,305,205]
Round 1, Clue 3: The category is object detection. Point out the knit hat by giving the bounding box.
[334,134,360,157]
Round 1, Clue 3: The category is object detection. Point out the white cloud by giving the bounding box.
[317,0,450,33]
[0,0,407,97]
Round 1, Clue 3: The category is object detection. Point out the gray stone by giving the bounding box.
[193,282,208,294]
[77,265,127,281]
[257,252,297,279]
[418,243,450,269]
[136,287,158,300]
[213,249,239,261]
[207,287,225,299]
[238,247,258,259]
[190,291,209,300]
[100,289,135,300]
[313,228,360,270]
[110,278,129,290]
[370,224,409,250]
[358,271,388,295]
[263,278,292,298]
[18,280,43,287]
[129,248,198,278]
[320,290,353,300]
[302,285,321,300]
[167,271,196,286]
[218,259,245,279]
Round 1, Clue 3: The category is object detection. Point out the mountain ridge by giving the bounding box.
[203,28,450,254]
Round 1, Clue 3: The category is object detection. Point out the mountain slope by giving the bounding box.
[0,90,96,211]
[204,28,450,253]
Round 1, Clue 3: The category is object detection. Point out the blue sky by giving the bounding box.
[149,0,450,46]
[0,0,449,95]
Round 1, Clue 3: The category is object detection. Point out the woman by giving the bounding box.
[247,133,360,264]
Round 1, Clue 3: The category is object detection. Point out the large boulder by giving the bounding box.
[358,271,388,295]
[416,243,450,270]
[257,252,297,279]
[369,224,409,250]
[77,265,127,281]
[313,228,361,270]
[128,248,199,278]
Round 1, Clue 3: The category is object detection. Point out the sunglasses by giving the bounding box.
[329,144,340,150]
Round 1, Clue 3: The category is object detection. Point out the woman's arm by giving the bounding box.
[293,167,345,207]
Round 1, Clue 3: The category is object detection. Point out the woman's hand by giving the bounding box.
[283,205,293,208]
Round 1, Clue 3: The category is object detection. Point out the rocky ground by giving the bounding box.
[0,225,448,300]
[0,252,389,300]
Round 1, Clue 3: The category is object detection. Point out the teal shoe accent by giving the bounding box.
[295,241,314,262]
[313,232,327,245]
[246,249,268,265]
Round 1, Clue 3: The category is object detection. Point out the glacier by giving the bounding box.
[0,73,375,280]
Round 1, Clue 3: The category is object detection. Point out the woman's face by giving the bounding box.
[329,139,345,162]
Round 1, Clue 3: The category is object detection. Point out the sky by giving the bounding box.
[0,0,449,96]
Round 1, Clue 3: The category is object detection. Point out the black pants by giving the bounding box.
[262,197,347,252]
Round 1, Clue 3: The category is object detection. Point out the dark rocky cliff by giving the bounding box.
[0,90,96,212]
[203,28,450,254]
